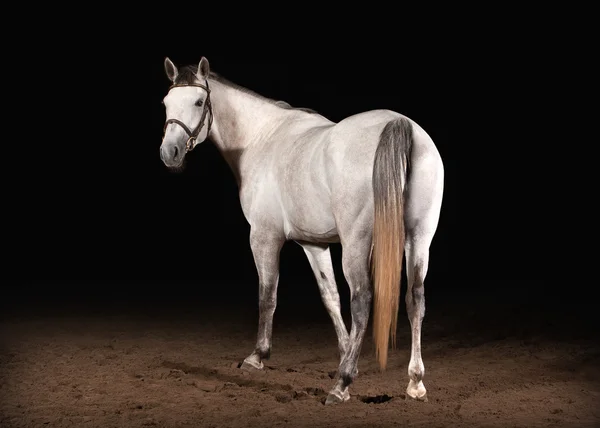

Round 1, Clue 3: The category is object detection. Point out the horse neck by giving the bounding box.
[207,78,286,181]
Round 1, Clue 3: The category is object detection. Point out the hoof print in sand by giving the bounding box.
[360,394,393,404]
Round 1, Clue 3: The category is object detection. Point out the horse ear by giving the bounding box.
[164,57,178,83]
[197,57,210,80]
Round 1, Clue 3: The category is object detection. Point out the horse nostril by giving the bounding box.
[172,145,179,161]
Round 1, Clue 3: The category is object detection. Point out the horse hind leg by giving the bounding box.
[403,233,432,401]
[325,232,372,404]
[298,242,349,359]
[403,149,444,401]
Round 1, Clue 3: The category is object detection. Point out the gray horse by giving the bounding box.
[159,57,444,404]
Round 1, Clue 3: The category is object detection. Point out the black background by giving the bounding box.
[6,8,569,322]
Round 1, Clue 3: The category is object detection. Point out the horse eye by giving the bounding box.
[195,99,203,107]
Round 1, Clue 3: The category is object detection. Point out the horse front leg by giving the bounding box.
[240,230,284,370]
[299,242,349,359]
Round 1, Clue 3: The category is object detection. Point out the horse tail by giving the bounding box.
[371,116,413,370]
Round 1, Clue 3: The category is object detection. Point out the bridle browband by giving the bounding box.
[163,81,213,152]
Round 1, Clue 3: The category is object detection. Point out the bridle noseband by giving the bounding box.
[163,81,213,152]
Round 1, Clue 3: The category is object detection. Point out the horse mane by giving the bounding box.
[174,65,318,115]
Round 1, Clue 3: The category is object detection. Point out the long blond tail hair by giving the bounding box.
[371,117,413,370]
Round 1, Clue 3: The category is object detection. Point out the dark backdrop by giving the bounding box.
[6,10,563,320]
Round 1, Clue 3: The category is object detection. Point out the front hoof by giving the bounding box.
[240,354,264,371]
[325,389,350,405]
[325,392,344,405]
[406,379,428,402]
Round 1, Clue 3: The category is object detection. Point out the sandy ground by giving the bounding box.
[1,290,599,428]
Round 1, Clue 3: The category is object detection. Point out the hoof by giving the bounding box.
[405,393,428,402]
[406,379,428,402]
[325,389,350,405]
[325,392,344,405]
[240,358,263,371]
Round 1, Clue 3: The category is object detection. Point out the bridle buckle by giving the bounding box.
[186,136,196,152]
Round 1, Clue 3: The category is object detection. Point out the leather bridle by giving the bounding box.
[163,81,213,152]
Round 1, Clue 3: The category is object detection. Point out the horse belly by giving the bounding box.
[284,199,338,243]
[278,136,338,243]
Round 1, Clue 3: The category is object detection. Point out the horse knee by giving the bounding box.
[259,297,276,314]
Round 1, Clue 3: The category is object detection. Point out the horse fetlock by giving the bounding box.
[256,345,270,360]
[339,366,359,387]
[408,360,424,382]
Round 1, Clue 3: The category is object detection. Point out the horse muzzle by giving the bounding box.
[160,141,185,169]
